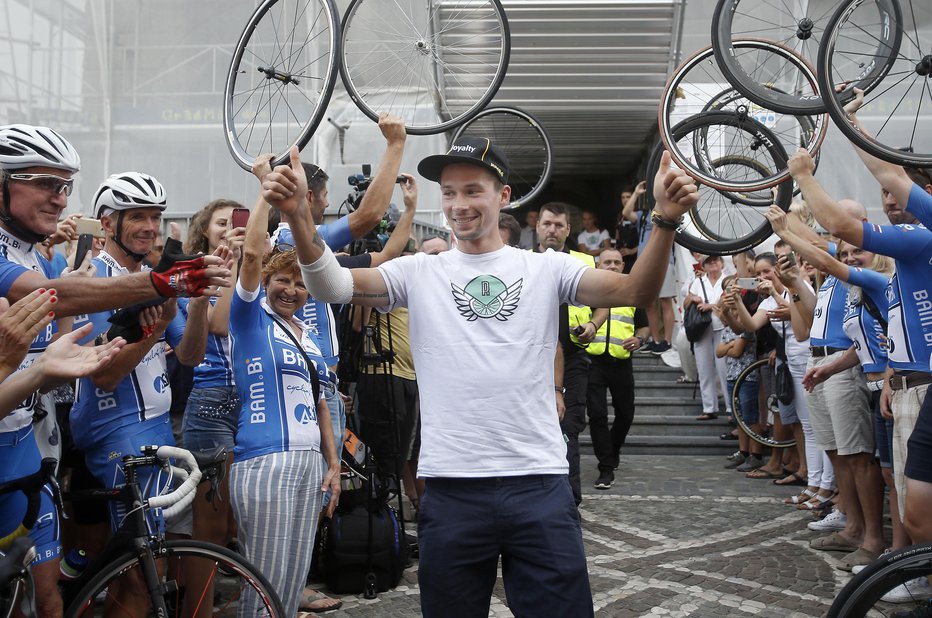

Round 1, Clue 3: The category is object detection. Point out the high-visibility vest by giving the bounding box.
[586,306,637,359]
[567,250,595,345]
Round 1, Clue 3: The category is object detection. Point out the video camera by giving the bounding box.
[345,163,406,212]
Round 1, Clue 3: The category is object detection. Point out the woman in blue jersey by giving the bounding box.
[179,199,246,617]
[228,165,340,617]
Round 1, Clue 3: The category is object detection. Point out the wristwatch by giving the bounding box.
[554,385,566,395]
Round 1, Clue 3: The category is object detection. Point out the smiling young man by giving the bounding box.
[258,136,698,618]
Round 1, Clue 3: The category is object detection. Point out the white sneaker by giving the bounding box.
[880,576,932,603]
[807,508,848,532]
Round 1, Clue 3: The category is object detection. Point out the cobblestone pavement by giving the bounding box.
[314,454,864,617]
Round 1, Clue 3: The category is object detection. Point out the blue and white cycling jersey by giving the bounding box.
[229,281,325,461]
[0,228,57,434]
[70,251,185,449]
[271,221,352,367]
[906,183,932,229]
[861,210,932,372]
[178,297,234,389]
[810,244,853,348]
[842,267,890,373]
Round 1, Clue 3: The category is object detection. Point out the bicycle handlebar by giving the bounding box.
[147,446,202,520]
[0,459,58,550]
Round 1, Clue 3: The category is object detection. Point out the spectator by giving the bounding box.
[585,247,649,489]
[270,136,698,617]
[229,157,340,617]
[684,255,729,421]
[498,211,521,247]
[616,182,646,272]
[518,208,539,249]
[420,234,449,255]
[576,209,611,259]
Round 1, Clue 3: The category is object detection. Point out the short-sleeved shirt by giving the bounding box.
[689,275,726,330]
[842,267,890,373]
[271,221,357,367]
[759,288,811,358]
[0,228,57,434]
[377,246,589,478]
[70,251,186,449]
[229,282,324,461]
[178,297,234,389]
[577,229,609,251]
[861,191,932,372]
[721,327,757,382]
[809,246,854,347]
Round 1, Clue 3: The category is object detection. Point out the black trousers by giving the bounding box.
[586,356,635,472]
[559,353,590,505]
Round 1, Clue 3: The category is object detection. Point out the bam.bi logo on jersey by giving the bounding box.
[451,275,522,322]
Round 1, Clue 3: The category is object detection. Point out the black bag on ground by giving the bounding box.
[684,278,712,343]
[315,504,407,594]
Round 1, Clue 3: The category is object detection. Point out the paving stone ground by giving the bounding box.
[309,454,878,617]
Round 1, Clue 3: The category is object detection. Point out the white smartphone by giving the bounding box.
[736,277,759,290]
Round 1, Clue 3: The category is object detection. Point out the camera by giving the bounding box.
[346,164,407,212]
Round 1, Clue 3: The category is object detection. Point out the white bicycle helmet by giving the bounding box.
[93,172,167,218]
[0,124,81,173]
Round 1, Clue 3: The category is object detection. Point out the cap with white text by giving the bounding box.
[418,136,509,184]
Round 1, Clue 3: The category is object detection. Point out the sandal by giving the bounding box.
[696,413,718,421]
[745,468,782,479]
[784,488,817,505]
[773,473,808,487]
[797,493,834,511]
[676,375,696,384]
[299,589,342,614]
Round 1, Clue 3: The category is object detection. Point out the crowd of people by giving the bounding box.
[1,88,931,618]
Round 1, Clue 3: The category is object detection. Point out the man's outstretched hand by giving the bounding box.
[652,151,699,220]
[149,235,232,298]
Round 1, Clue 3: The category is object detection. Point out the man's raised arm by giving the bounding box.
[788,148,864,247]
[347,113,407,238]
[261,146,390,307]
[576,151,698,309]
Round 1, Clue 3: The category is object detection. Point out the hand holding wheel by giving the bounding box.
[653,151,699,221]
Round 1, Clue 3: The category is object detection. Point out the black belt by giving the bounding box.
[890,371,932,392]
[810,346,847,358]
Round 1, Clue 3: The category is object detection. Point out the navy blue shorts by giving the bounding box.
[905,389,932,483]
[871,390,895,469]
[0,432,60,565]
[417,474,593,618]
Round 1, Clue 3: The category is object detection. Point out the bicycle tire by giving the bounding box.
[65,540,285,618]
[692,155,775,238]
[223,0,340,171]
[659,40,826,192]
[730,358,796,448]
[817,0,932,166]
[339,0,511,135]
[701,86,817,203]
[711,0,837,114]
[648,112,792,255]
[451,106,553,208]
[827,542,932,617]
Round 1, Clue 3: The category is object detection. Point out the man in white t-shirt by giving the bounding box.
[257,137,698,618]
[576,209,611,259]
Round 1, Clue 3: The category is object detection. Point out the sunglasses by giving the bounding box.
[9,173,74,196]
[272,241,295,254]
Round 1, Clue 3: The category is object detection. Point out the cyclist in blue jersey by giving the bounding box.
[0,125,228,618]
[69,172,219,617]
[768,205,889,570]
[228,156,340,617]
[789,116,932,600]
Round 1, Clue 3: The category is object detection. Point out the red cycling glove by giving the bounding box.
[149,238,211,298]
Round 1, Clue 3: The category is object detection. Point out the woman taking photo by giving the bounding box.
[228,166,340,616]
[179,199,246,617]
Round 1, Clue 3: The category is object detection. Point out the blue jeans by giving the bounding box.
[728,378,759,427]
[418,474,593,618]
[182,385,240,452]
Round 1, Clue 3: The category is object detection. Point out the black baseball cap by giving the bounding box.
[418,136,509,184]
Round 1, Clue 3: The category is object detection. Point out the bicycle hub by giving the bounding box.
[415,39,431,55]
[916,55,932,78]
[257,66,300,86]
[796,18,814,41]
